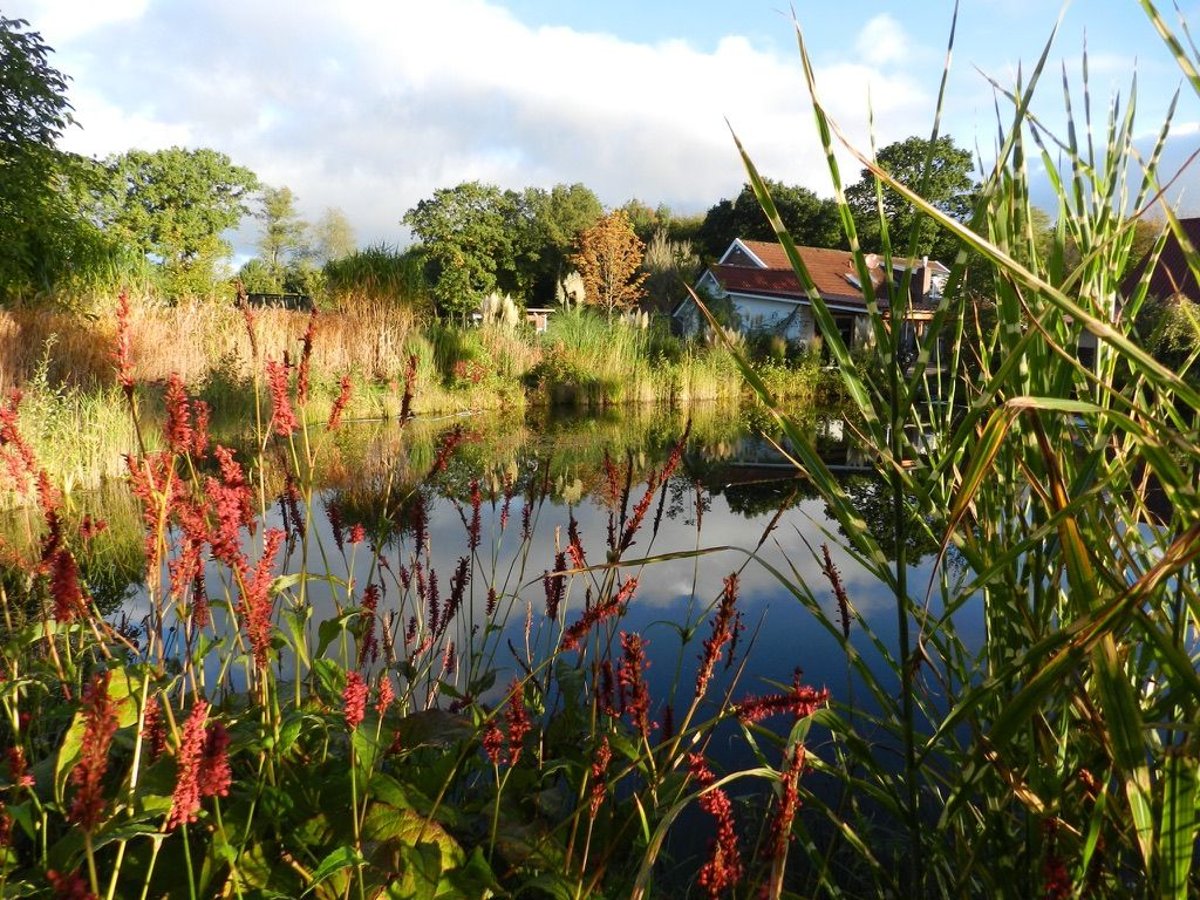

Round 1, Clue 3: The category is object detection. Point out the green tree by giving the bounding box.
[0,17,115,304]
[0,16,71,155]
[617,198,662,243]
[93,147,259,298]
[572,209,648,319]
[698,180,841,258]
[237,257,280,294]
[256,185,307,278]
[844,135,978,261]
[520,183,603,301]
[311,206,356,264]
[402,181,516,318]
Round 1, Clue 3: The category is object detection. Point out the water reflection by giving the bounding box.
[2,403,942,749]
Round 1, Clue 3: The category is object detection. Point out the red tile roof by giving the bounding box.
[712,239,946,310]
[738,240,793,268]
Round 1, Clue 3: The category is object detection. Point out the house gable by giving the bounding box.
[677,238,949,348]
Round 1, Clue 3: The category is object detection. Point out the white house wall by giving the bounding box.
[732,296,815,343]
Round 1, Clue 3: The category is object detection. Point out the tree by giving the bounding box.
[617,198,662,243]
[402,181,517,318]
[0,16,71,156]
[312,206,356,264]
[572,209,648,319]
[256,185,307,277]
[844,135,978,261]
[0,17,113,304]
[519,183,603,300]
[698,180,841,259]
[92,147,259,298]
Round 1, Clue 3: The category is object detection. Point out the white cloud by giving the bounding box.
[8,0,935,251]
[855,14,908,67]
[14,0,148,43]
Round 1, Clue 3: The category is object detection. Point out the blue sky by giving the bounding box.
[10,0,1200,250]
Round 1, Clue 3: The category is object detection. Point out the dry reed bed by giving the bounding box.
[0,298,423,394]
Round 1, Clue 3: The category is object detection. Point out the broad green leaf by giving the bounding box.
[303,845,363,895]
[1159,748,1199,899]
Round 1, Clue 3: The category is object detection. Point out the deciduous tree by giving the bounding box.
[312,206,356,264]
[845,135,978,261]
[519,183,603,300]
[698,180,841,258]
[92,147,259,298]
[256,185,308,277]
[0,16,113,304]
[402,181,516,318]
[572,209,648,319]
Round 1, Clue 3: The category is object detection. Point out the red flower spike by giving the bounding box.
[688,753,744,898]
[343,671,368,731]
[265,358,298,437]
[695,573,739,700]
[504,680,532,766]
[68,671,118,831]
[327,374,352,431]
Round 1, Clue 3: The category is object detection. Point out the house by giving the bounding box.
[674,239,949,355]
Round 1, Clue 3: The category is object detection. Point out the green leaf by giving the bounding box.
[281,606,312,670]
[442,847,503,897]
[303,846,363,895]
[1159,749,1198,899]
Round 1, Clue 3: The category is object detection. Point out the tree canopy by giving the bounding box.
[572,209,648,318]
[698,180,841,258]
[256,185,308,277]
[312,206,356,264]
[0,16,71,157]
[0,17,114,304]
[402,180,517,317]
[845,135,978,261]
[403,180,606,316]
[92,147,259,297]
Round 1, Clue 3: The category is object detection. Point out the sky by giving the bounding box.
[10,0,1200,254]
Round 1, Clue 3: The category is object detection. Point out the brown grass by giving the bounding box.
[0,295,422,395]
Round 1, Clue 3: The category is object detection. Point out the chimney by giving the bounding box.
[921,255,931,296]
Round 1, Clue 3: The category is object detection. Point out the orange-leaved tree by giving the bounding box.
[572,209,648,319]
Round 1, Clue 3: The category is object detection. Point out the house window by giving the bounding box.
[833,314,855,350]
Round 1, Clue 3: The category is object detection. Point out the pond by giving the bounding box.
[86,402,955,764]
[1,399,974,890]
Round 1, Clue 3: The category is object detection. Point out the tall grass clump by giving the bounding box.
[680,2,1200,895]
[324,242,432,313]
[531,307,742,406]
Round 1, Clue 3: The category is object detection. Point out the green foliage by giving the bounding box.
[91,146,259,299]
[236,257,281,294]
[844,134,978,260]
[324,242,430,311]
[255,184,308,278]
[403,181,609,315]
[1141,293,1200,375]
[698,179,841,258]
[0,18,123,306]
[311,205,356,264]
[0,16,71,155]
[402,180,518,318]
[518,182,603,300]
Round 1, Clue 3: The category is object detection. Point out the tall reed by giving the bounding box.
[688,2,1200,895]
